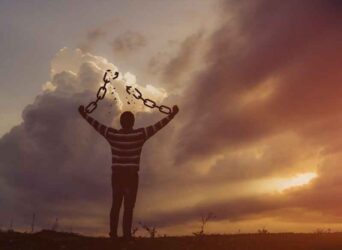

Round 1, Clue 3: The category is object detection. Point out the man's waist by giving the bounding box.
[112,164,139,173]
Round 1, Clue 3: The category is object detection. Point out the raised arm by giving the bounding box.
[144,105,179,139]
[78,105,109,137]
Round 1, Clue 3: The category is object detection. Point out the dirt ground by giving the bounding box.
[2,230,342,250]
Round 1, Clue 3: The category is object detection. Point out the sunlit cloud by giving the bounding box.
[272,172,318,192]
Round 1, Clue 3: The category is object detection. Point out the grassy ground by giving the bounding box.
[1,230,342,250]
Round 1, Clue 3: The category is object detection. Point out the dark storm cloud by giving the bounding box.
[162,32,203,87]
[131,0,342,229]
[128,0,342,230]
[146,32,204,92]
[176,0,342,163]
[111,31,147,54]
[0,60,118,232]
[79,28,107,52]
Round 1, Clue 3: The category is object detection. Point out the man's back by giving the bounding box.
[106,128,146,171]
[79,107,177,171]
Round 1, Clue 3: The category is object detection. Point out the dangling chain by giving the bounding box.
[85,70,172,115]
[85,70,119,113]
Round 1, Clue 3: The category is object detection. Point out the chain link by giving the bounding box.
[132,88,142,99]
[85,70,119,113]
[85,69,172,115]
[96,86,107,100]
[158,105,172,114]
[126,86,172,115]
[143,99,156,108]
[85,101,98,113]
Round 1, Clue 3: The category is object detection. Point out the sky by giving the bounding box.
[0,0,342,236]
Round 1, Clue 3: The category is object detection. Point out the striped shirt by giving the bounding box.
[82,113,173,172]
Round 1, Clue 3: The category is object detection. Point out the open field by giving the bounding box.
[1,230,342,250]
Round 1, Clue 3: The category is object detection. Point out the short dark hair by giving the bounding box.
[120,111,135,129]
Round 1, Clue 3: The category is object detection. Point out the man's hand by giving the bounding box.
[78,105,86,117]
[171,105,179,117]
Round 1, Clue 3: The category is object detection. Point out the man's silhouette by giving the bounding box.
[78,105,179,239]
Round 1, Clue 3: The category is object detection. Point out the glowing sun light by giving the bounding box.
[276,172,317,191]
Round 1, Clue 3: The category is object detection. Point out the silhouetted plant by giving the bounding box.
[132,225,139,237]
[8,218,14,232]
[257,227,269,234]
[193,212,215,237]
[139,222,157,238]
[51,218,59,231]
[31,213,36,233]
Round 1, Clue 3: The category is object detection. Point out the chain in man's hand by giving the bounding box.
[85,70,119,113]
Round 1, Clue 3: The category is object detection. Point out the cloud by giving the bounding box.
[111,31,147,54]
[143,194,289,228]
[79,28,107,53]
[161,32,203,83]
[135,0,342,231]
[176,0,342,165]
[147,32,205,91]
[0,48,170,234]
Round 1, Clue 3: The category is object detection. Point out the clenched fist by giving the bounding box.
[171,105,179,117]
[78,105,86,116]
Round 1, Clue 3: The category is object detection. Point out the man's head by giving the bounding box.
[120,111,135,129]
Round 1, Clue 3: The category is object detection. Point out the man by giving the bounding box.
[78,104,179,240]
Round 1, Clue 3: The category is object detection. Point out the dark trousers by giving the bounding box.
[110,170,139,238]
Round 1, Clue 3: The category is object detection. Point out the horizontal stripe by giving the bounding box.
[112,163,139,166]
[112,154,140,159]
[107,129,144,137]
[112,155,140,160]
[111,146,142,157]
[112,130,144,135]
[107,132,145,142]
[109,139,145,145]
[112,157,140,164]
[110,140,145,149]
[112,165,139,172]
[112,163,139,168]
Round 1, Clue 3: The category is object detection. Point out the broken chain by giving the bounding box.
[85,69,171,115]
[85,70,119,113]
[125,86,172,115]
